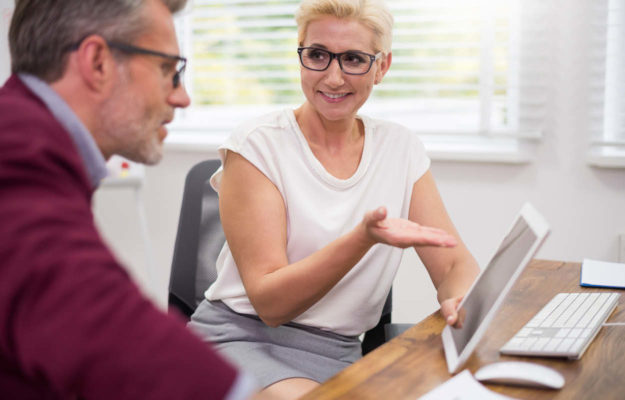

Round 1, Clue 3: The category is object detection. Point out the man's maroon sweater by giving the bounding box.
[0,75,239,399]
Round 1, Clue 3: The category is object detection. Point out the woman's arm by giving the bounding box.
[219,152,457,327]
[408,171,480,326]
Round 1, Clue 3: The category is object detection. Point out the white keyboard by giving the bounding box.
[500,292,620,359]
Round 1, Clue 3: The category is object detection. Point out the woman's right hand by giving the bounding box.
[361,206,458,249]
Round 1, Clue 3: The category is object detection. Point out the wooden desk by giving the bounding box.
[301,260,625,399]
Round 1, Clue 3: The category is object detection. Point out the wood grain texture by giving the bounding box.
[300,260,625,400]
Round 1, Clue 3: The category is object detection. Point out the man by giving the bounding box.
[0,0,261,398]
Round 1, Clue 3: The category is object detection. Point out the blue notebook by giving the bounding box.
[580,258,625,289]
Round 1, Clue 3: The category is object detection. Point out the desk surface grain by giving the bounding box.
[300,259,625,400]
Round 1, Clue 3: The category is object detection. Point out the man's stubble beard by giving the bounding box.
[99,70,164,165]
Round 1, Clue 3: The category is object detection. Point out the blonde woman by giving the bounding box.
[189,0,480,398]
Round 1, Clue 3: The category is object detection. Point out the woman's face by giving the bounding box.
[299,16,390,123]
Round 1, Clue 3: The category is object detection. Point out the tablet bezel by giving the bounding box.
[441,202,550,374]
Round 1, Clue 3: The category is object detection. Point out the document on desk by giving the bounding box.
[580,258,625,289]
[419,370,518,400]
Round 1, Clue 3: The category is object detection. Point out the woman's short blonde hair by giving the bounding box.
[295,0,394,55]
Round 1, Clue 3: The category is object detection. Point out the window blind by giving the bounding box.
[588,0,625,167]
[172,0,550,154]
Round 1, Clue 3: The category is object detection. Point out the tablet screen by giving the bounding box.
[449,217,538,354]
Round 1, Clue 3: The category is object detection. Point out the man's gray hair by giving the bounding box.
[9,0,187,82]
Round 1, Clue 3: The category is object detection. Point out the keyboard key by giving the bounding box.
[556,338,574,352]
[517,327,533,337]
[503,338,526,351]
[532,337,551,351]
[542,338,562,352]
[524,337,539,349]
[568,328,582,338]
[556,328,570,338]
[571,338,587,354]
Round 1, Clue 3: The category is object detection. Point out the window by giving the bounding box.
[588,0,625,167]
[171,0,550,161]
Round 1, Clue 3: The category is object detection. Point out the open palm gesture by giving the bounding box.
[363,206,458,249]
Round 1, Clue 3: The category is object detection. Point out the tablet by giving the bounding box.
[442,202,550,374]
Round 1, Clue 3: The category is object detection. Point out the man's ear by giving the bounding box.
[374,51,392,85]
[74,35,117,94]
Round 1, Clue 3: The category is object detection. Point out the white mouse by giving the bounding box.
[474,361,565,389]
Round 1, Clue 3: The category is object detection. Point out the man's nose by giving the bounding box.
[169,83,191,108]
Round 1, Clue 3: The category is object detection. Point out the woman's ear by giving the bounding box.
[374,51,392,85]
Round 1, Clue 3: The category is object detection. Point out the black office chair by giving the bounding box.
[168,160,409,354]
[168,159,225,318]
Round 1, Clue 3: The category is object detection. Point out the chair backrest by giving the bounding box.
[361,288,392,355]
[168,159,224,319]
[168,159,392,353]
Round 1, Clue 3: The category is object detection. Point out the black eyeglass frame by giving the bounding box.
[297,46,382,75]
[106,41,187,88]
[67,38,187,88]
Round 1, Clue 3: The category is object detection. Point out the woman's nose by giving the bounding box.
[323,57,345,86]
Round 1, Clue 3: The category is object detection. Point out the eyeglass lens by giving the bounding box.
[299,48,374,75]
[173,59,186,88]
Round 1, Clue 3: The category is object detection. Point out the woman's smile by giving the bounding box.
[319,91,351,102]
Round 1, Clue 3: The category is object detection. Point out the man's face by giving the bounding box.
[100,0,190,165]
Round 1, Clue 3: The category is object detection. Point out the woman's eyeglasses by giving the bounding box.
[297,47,381,75]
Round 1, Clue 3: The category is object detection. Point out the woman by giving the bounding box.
[189,0,480,398]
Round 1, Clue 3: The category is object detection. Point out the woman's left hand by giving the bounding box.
[441,296,466,328]
[363,207,458,249]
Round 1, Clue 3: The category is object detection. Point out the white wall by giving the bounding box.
[3,0,624,322]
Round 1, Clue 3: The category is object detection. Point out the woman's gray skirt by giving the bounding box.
[188,300,362,388]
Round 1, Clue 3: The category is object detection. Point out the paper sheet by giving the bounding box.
[580,258,625,289]
[419,370,518,400]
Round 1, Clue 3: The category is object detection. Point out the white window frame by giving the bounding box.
[167,0,550,164]
[587,0,625,168]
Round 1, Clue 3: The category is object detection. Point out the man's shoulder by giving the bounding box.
[0,75,57,128]
[0,76,89,193]
[0,75,76,156]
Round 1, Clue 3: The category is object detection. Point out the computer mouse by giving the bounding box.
[474,361,565,389]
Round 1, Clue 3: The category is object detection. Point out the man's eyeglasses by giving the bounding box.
[297,47,382,75]
[106,41,187,88]
[67,39,187,88]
